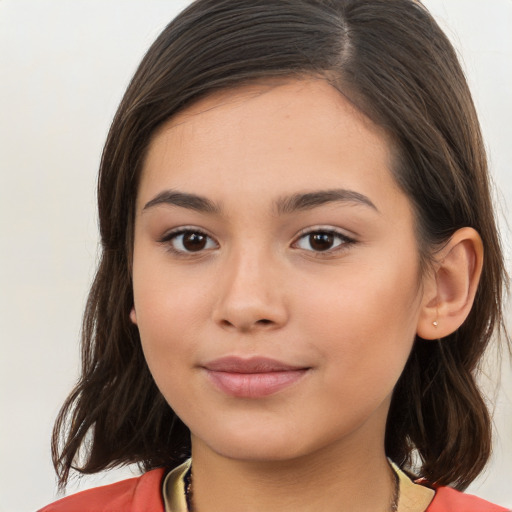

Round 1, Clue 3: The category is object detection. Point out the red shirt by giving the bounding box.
[38,468,509,512]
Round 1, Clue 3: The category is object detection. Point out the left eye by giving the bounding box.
[294,231,351,252]
[165,230,218,253]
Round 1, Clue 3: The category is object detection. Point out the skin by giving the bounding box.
[130,79,477,511]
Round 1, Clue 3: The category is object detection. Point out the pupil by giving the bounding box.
[310,233,333,251]
[183,232,207,251]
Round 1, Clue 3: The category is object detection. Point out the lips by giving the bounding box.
[203,356,310,398]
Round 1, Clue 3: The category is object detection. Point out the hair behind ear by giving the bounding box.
[386,336,491,490]
[386,229,495,491]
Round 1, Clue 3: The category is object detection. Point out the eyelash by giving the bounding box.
[292,228,356,255]
[158,227,356,256]
[158,227,218,256]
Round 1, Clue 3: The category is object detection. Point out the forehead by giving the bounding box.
[156,78,386,146]
[138,79,402,213]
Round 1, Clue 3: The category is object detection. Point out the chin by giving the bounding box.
[193,422,311,462]
[191,418,352,466]
[211,440,308,463]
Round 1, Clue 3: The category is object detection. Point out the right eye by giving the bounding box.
[161,229,218,254]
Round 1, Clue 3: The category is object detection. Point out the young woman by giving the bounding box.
[39,0,509,510]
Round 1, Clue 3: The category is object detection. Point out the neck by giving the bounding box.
[189,437,396,512]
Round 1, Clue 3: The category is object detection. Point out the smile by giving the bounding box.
[203,357,310,398]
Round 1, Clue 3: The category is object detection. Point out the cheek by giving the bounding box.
[136,290,203,355]
[298,257,421,384]
[134,294,200,415]
[131,258,208,375]
[133,244,211,325]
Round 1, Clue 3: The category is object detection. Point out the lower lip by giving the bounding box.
[205,369,309,398]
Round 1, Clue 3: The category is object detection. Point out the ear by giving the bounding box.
[130,306,138,325]
[416,227,483,340]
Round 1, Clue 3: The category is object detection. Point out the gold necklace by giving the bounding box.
[184,466,400,512]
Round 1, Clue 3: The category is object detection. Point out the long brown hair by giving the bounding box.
[52,0,508,490]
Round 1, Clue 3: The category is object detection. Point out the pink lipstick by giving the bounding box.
[203,357,309,398]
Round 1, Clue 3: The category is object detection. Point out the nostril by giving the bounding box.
[217,317,277,332]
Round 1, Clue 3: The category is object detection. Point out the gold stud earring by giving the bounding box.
[432,304,440,328]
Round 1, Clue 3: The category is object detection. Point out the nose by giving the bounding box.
[212,247,288,333]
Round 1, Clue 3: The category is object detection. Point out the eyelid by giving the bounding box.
[156,225,355,256]
[158,225,208,241]
[293,225,356,241]
[158,226,219,254]
[291,226,356,253]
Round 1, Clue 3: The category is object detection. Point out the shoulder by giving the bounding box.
[38,467,167,512]
[426,485,509,512]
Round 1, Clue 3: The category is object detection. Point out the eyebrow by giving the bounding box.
[143,190,221,214]
[142,188,378,215]
[275,189,378,215]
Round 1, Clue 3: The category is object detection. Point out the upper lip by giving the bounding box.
[203,356,307,373]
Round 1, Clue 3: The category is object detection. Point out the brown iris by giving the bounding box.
[182,232,208,251]
[309,232,335,251]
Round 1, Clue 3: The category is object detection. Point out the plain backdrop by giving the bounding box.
[0,1,510,511]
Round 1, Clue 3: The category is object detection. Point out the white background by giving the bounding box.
[0,1,510,511]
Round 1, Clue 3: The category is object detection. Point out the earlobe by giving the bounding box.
[130,307,138,325]
[417,227,483,340]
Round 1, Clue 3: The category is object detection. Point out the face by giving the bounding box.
[131,80,428,464]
